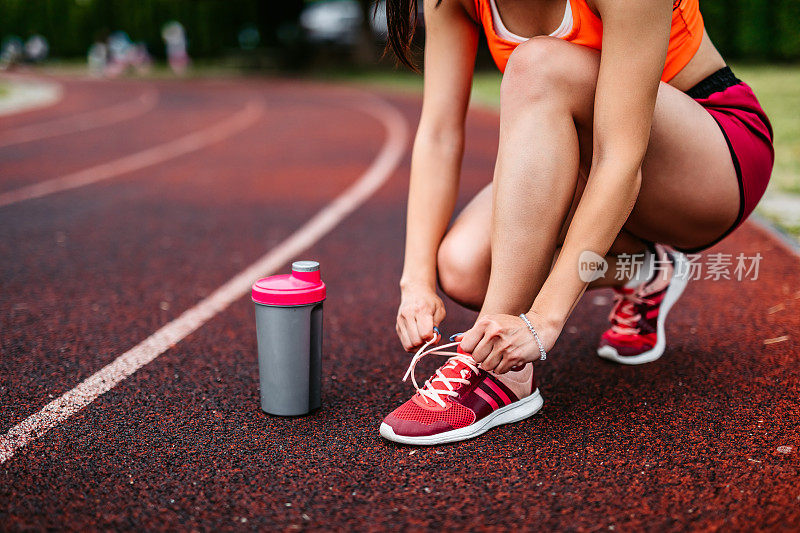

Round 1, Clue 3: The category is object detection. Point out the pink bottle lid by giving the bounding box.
[252,261,326,306]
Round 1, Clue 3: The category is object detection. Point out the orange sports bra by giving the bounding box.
[473,0,704,82]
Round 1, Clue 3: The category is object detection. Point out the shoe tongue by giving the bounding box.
[428,357,474,393]
[612,291,637,322]
[412,357,476,408]
[617,300,636,317]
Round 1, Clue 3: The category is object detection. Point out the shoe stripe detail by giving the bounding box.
[458,389,495,419]
[483,373,520,403]
[473,387,500,410]
[482,378,512,406]
[477,382,505,406]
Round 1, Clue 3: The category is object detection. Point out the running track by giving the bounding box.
[1,74,798,531]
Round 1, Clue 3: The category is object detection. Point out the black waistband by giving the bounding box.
[685,66,742,100]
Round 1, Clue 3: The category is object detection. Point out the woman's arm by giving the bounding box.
[396,0,479,350]
[459,0,673,367]
[530,0,671,328]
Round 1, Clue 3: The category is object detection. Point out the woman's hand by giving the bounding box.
[458,312,560,373]
[396,282,447,352]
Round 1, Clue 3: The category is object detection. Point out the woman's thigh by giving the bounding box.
[550,44,740,248]
[627,83,739,249]
[443,39,741,280]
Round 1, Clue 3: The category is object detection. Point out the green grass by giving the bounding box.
[331,65,800,198]
[733,64,800,195]
[0,82,9,98]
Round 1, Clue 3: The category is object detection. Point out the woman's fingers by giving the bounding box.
[416,313,435,343]
[458,313,550,371]
[405,318,423,351]
[460,315,528,373]
[470,332,495,364]
[458,324,484,354]
[481,341,507,372]
[397,306,440,352]
[395,289,447,352]
[496,350,524,374]
[461,316,501,358]
[433,304,446,327]
[395,318,415,352]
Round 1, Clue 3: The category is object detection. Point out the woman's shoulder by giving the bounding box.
[439,0,481,26]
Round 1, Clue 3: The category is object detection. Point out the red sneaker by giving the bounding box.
[597,244,689,365]
[380,333,543,445]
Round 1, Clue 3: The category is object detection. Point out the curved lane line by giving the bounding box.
[0,77,63,117]
[0,100,264,209]
[0,92,408,465]
[0,87,159,149]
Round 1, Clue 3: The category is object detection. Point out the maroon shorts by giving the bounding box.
[682,67,774,252]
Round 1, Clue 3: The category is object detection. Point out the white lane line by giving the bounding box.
[0,92,408,465]
[0,88,159,148]
[0,100,264,209]
[0,77,62,117]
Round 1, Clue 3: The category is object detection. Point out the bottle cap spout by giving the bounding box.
[252,260,326,306]
[292,260,319,272]
[291,261,321,283]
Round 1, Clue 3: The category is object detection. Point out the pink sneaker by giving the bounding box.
[380,333,543,445]
[597,244,689,365]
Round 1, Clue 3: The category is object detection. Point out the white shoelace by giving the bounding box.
[402,333,479,408]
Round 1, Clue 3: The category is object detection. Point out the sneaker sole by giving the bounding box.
[379,389,544,445]
[597,252,690,365]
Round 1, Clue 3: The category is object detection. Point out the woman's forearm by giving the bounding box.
[400,127,465,290]
[531,162,642,328]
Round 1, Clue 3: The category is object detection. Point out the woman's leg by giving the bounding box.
[437,184,493,310]
[477,36,739,318]
[438,180,647,310]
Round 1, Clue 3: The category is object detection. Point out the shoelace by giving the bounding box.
[402,332,479,408]
[609,290,654,336]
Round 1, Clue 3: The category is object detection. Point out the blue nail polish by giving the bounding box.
[449,332,465,342]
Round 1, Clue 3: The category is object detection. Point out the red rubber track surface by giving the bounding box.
[1,75,798,531]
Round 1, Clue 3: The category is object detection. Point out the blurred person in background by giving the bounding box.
[0,36,23,70]
[238,25,261,51]
[131,42,152,75]
[87,31,151,78]
[162,21,190,75]
[379,0,774,445]
[299,0,389,63]
[106,31,133,77]
[300,0,362,45]
[87,38,108,77]
[24,34,49,63]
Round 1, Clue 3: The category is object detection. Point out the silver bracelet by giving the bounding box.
[519,313,547,361]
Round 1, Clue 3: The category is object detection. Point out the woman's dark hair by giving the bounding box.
[385,0,442,71]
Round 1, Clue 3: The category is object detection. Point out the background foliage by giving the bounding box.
[0,0,799,61]
[0,0,304,59]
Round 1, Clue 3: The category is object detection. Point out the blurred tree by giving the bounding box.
[355,0,380,65]
[0,0,304,60]
[1,0,799,64]
[776,0,800,58]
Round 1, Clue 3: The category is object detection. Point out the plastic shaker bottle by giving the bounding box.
[251,260,325,416]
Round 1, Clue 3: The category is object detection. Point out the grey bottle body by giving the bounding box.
[254,301,322,416]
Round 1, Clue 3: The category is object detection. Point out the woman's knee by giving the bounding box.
[437,234,488,308]
[501,37,574,105]
[501,37,598,117]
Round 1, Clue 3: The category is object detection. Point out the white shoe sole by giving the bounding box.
[379,389,544,445]
[597,251,690,365]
